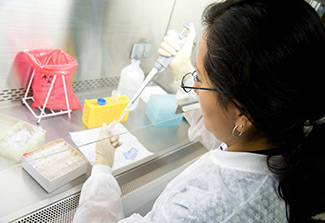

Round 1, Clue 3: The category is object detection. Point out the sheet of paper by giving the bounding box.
[69,122,153,171]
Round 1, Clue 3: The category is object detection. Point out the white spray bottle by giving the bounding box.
[117,58,145,110]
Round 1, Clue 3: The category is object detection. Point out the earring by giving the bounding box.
[232,125,243,138]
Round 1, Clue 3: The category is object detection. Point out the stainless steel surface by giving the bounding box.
[0,0,175,97]
[0,86,203,222]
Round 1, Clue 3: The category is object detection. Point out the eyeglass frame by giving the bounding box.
[180,70,217,93]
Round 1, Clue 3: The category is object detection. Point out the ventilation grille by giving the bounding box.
[71,77,119,92]
[0,77,119,103]
[0,88,26,102]
[11,193,80,223]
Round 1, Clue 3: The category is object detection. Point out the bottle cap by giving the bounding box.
[97,98,106,105]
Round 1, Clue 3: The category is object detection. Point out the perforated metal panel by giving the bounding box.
[11,193,80,223]
[0,88,26,102]
[71,77,119,92]
[0,77,119,103]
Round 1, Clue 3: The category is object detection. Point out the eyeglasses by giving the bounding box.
[182,70,246,115]
[181,70,217,93]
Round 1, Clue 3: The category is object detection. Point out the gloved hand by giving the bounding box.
[158,23,196,82]
[95,121,122,168]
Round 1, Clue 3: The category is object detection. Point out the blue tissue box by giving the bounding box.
[145,94,183,127]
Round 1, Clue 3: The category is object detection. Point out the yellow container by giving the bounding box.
[82,95,130,128]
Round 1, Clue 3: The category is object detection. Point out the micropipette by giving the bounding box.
[117,23,190,122]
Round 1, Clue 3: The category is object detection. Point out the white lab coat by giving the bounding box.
[74,111,287,223]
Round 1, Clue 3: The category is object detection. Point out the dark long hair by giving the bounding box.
[202,0,325,222]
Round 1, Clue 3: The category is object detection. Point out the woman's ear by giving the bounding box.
[235,114,252,134]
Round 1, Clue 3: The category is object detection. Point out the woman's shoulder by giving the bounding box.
[159,160,285,223]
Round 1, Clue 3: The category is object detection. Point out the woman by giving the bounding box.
[74,0,325,222]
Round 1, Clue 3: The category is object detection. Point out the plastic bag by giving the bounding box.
[21,49,82,110]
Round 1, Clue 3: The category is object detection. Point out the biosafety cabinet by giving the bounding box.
[0,0,211,222]
[0,0,324,222]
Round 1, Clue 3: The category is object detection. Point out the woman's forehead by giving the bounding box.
[196,36,208,75]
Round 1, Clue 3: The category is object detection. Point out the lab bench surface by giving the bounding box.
[0,86,207,222]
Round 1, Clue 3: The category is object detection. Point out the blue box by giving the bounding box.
[145,94,183,127]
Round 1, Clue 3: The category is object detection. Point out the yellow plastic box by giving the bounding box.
[22,139,88,193]
[82,95,130,128]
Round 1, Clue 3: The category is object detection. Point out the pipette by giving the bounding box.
[117,23,190,122]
